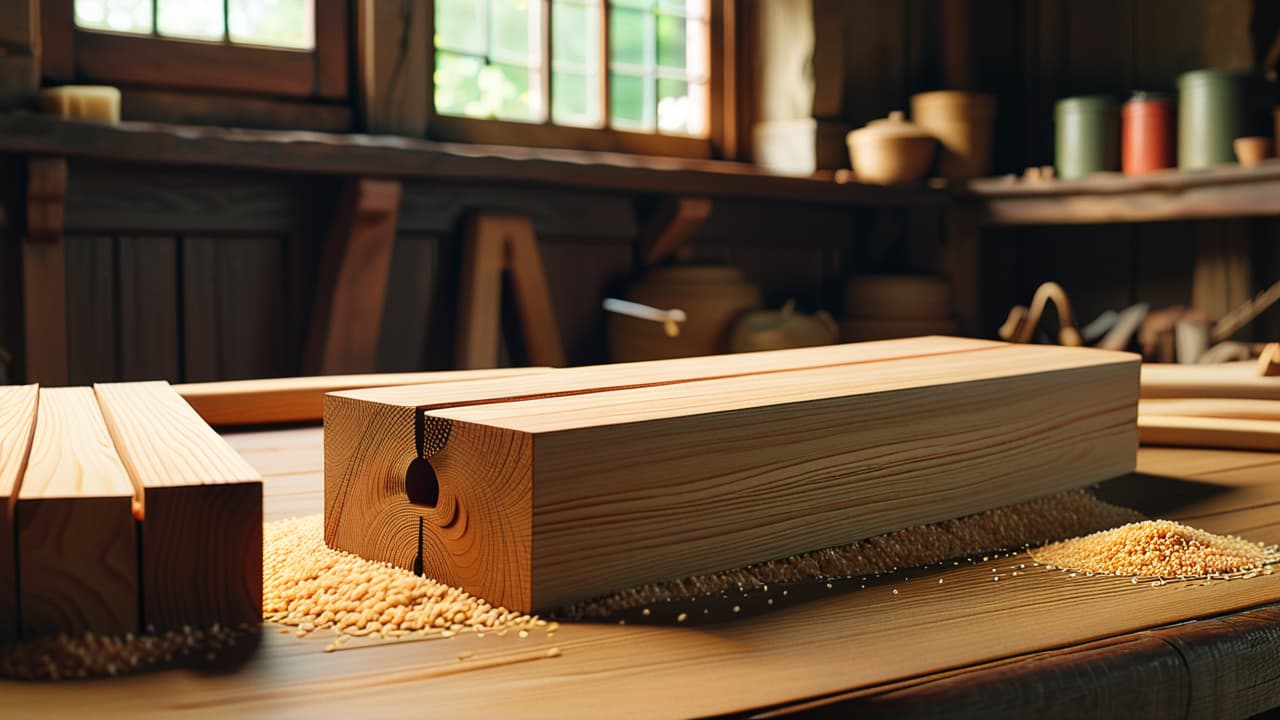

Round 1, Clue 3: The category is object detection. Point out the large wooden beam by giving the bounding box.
[23,156,68,385]
[0,0,40,109]
[95,381,262,631]
[0,384,38,643]
[327,339,1138,612]
[305,177,402,375]
[17,387,138,637]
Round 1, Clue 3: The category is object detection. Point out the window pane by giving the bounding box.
[552,0,599,69]
[657,77,693,133]
[76,0,152,34]
[552,71,600,127]
[610,72,652,130]
[490,63,539,121]
[436,0,486,55]
[609,7,650,67]
[658,0,706,18]
[612,0,654,8]
[157,0,225,40]
[656,13,685,70]
[491,0,538,64]
[435,51,487,117]
[228,0,314,49]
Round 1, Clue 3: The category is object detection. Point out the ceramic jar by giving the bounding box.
[1178,69,1250,170]
[608,265,762,362]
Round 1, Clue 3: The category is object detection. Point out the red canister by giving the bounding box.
[1122,92,1174,174]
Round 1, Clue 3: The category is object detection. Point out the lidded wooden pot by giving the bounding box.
[845,111,938,186]
[910,91,997,180]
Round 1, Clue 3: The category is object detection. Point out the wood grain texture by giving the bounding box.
[177,367,550,427]
[65,236,118,384]
[325,338,1002,574]
[0,384,38,642]
[117,236,180,382]
[95,381,262,630]
[1140,398,1280,421]
[330,341,1139,611]
[1141,361,1280,400]
[17,387,137,637]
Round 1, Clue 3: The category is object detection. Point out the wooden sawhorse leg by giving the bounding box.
[455,213,565,369]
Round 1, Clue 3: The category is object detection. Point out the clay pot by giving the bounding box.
[910,91,997,180]
[608,265,762,362]
[845,111,938,187]
[729,300,839,353]
[843,275,951,321]
[1233,136,1273,167]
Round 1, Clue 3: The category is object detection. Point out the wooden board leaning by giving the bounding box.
[325,338,1140,612]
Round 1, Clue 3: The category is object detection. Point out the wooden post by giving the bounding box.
[305,177,402,375]
[356,0,431,136]
[455,213,566,369]
[638,197,713,267]
[0,0,40,109]
[23,156,68,385]
[940,0,974,90]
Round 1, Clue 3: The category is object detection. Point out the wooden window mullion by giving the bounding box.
[540,0,552,125]
[600,0,610,130]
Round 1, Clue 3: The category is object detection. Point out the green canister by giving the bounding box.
[1177,69,1249,169]
[1055,95,1120,180]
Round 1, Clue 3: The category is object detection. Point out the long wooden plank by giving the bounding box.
[95,381,262,631]
[330,342,1139,611]
[0,384,38,642]
[176,367,552,427]
[1141,361,1280,400]
[1138,415,1280,451]
[1139,398,1280,420]
[17,387,138,637]
[325,337,1005,564]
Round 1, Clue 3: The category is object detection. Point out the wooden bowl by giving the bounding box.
[843,274,951,321]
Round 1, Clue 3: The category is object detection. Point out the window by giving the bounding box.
[74,0,315,49]
[432,0,731,157]
[43,0,347,100]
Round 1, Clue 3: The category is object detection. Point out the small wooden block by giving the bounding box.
[328,339,1138,612]
[18,387,138,637]
[0,384,38,642]
[95,381,263,631]
[1260,343,1280,377]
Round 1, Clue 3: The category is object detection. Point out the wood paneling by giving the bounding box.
[377,234,441,372]
[183,236,288,382]
[117,236,180,382]
[65,235,117,384]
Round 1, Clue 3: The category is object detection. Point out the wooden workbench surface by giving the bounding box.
[5,427,1279,718]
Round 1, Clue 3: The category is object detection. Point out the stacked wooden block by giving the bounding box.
[325,337,1140,613]
[0,382,261,642]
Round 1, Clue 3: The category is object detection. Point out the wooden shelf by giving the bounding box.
[0,113,945,209]
[957,162,1280,226]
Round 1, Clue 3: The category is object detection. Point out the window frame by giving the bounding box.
[427,0,739,160]
[40,0,349,100]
